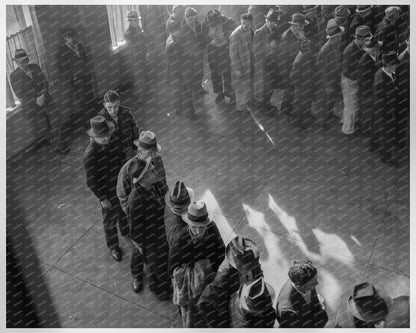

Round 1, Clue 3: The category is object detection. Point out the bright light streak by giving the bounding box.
[199,189,235,243]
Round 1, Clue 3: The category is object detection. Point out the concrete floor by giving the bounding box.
[6,68,409,327]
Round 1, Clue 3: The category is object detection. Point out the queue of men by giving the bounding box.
[78,86,409,327]
[160,5,409,167]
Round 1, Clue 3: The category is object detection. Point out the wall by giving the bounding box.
[7,5,125,159]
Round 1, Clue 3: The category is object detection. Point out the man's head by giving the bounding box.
[87,116,115,145]
[185,7,197,26]
[62,27,78,45]
[288,258,318,293]
[354,25,372,47]
[385,6,402,24]
[265,8,280,31]
[303,5,319,18]
[206,9,221,28]
[172,5,186,19]
[334,5,350,25]
[103,90,120,119]
[13,48,30,71]
[182,201,211,240]
[134,130,161,159]
[363,37,382,58]
[240,13,253,32]
[127,10,140,29]
[289,13,309,35]
[382,52,400,73]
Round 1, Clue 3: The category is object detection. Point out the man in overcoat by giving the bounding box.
[164,180,194,247]
[124,10,149,105]
[253,9,281,114]
[290,39,317,131]
[10,48,69,154]
[316,19,344,130]
[349,5,383,38]
[202,9,237,104]
[375,6,402,54]
[370,53,401,167]
[98,90,139,161]
[83,116,128,262]
[230,13,255,113]
[276,259,328,328]
[278,13,308,115]
[358,37,382,134]
[169,201,225,327]
[166,20,194,114]
[341,25,370,135]
[117,156,171,299]
[181,7,205,95]
[57,27,95,127]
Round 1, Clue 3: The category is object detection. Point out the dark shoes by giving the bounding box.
[132,278,143,293]
[111,246,122,262]
[215,93,225,104]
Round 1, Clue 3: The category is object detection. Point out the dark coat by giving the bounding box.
[83,137,125,202]
[98,105,139,160]
[342,41,365,81]
[371,68,399,157]
[169,222,225,276]
[316,36,343,92]
[375,18,400,54]
[164,209,187,247]
[334,296,375,328]
[124,24,148,61]
[290,50,317,97]
[116,156,166,245]
[358,52,381,107]
[253,23,280,98]
[57,43,90,84]
[10,64,52,111]
[396,52,409,147]
[201,15,237,47]
[276,279,328,328]
[166,36,185,83]
[278,28,304,86]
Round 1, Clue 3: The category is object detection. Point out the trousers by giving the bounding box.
[101,198,129,249]
[341,75,360,134]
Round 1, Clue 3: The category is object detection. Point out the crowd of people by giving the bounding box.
[8,4,410,328]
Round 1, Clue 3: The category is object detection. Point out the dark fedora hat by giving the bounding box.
[382,52,400,66]
[182,201,211,227]
[289,13,309,26]
[87,116,115,138]
[165,181,194,210]
[226,236,260,271]
[353,25,372,39]
[335,5,350,19]
[264,8,281,22]
[326,19,345,38]
[347,282,388,322]
[13,48,29,60]
[239,277,275,313]
[134,130,161,152]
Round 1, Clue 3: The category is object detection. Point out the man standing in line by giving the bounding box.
[98,90,139,161]
[57,27,95,130]
[230,13,255,113]
[83,116,128,262]
[124,10,149,106]
[341,25,371,135]
[10,48,69,154]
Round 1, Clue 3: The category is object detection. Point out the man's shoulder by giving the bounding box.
[83,139,97,160]
[231,25,242,38]
[118,105,133,117]
[276,280,297,307]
